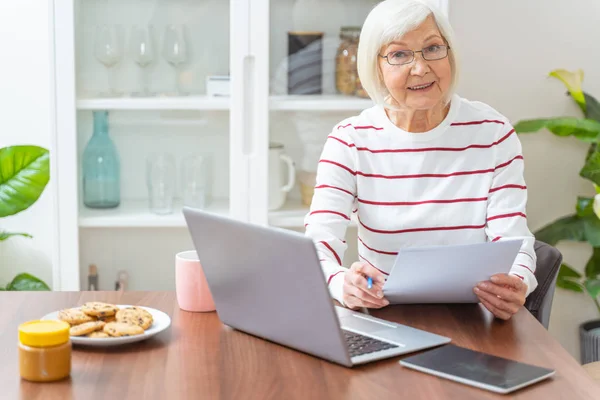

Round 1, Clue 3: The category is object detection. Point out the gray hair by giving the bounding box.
[357,0,460,109]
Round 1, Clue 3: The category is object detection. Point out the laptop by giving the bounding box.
[182,207,451,367]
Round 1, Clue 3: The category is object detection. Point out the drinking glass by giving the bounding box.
[146,153,176,215]
[94,25,123,97]
[181,155,208,209]
[130,25,155,97]
[162,25,189,96]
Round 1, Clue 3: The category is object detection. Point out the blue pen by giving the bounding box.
[367,276,373,289]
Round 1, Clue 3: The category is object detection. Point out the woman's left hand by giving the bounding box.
[474,273,527,320]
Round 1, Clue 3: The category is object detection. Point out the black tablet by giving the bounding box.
[399,344,555,394]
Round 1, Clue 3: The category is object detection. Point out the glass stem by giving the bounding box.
[142,67,150,95]
[107,66,118,96]
[174,65,182,95]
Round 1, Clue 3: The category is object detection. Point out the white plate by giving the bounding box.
[41,305,171,347]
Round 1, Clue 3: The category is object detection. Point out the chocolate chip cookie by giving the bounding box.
[103,322,144,337]
[69,320,106,336]
[86,331,110,338]
[116,307,153,330]
[58,308,95,325]
[81,302,119,317]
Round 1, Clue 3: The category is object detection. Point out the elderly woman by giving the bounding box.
[305,0,537,320]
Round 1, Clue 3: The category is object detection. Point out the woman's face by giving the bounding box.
[378,15,452,111]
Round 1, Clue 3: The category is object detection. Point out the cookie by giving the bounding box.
[81,302,119,317]
[103,322,144,337]
[116,307,153,330]
[58,308,95,325]
[86,331,110,339]
[69,321,106,336]
[97,315,116,323]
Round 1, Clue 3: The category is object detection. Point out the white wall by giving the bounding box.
[449,0,600,361]
[0,1,55,288]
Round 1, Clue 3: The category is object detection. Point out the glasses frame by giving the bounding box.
[379,45,451,66]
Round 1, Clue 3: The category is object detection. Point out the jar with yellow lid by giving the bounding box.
[18,320,71,382]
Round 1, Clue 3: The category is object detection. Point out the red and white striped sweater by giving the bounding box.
[304,94,538,305]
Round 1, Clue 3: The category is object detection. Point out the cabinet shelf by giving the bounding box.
[78,198,357,229]
[269,95,374,111]
[79,199,229,228]
[77,96,231,111]
[75,95,372,112]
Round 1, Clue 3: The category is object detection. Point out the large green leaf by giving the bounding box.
[581,149,600,186]
[584,92,600,122]
[5,273,50,291]
[557,263,584,292]
[550,69,586,113]
[585,248,600,279]
[0,146,50,218]
[0,232,32,241]
[577,196,595,217]
[585,279,600,300]
[513,118,600,142]
[534,214,585,246]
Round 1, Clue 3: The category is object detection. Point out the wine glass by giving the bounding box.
[130,25,155,97]
[94,25,123,97]
[162,25,189,96]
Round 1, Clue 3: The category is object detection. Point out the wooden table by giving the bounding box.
[1,292,598,400]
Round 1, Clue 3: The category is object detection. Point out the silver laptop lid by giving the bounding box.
[183,207,352,366]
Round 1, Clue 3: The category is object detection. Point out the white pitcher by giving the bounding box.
[269,143,296,210]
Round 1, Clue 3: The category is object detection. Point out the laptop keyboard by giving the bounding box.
[343,330,399,358]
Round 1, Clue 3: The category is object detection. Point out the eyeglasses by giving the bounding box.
[379,45,450,66]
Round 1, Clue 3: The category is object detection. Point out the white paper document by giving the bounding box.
[382,239,524,304]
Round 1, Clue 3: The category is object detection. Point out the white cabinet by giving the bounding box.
[51,0,447,291]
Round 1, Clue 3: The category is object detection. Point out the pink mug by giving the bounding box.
[175,250,215,312]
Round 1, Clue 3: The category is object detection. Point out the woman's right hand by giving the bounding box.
[343,262,389,309]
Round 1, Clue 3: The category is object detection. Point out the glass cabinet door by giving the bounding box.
[260,0,448,231]
[262,0,379,231]
[54,0,251,290]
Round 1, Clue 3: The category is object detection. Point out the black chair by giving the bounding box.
[524,240,563,329]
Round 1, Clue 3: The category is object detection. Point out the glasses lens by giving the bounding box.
[387,50,414,65]
[422,45,448,60]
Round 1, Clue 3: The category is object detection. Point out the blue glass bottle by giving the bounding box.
[82,111,120,208]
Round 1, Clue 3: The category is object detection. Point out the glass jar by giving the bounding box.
[335,27,361,95]
[18,320,72,382]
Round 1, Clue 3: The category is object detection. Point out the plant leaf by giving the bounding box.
[5,273,50,291]
[584,214,600,247]
[581,149,600,186]
[557,264,584,292]
[584,92,600,122]
[0,145,50,218]
[513,118,600,142]
[585,279,600,300]
[577,196,595,217]
[585,248,600,279]
[0,232,32,241]
[550,69,586,113]
[559,263,583,279]
[534,214,585,246]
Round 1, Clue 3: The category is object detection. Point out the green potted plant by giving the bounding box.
[514,69,600,363]
[0,145,51,291]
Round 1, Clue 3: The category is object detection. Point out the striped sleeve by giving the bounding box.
[304,125,357,305]
[486,123,538,296]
